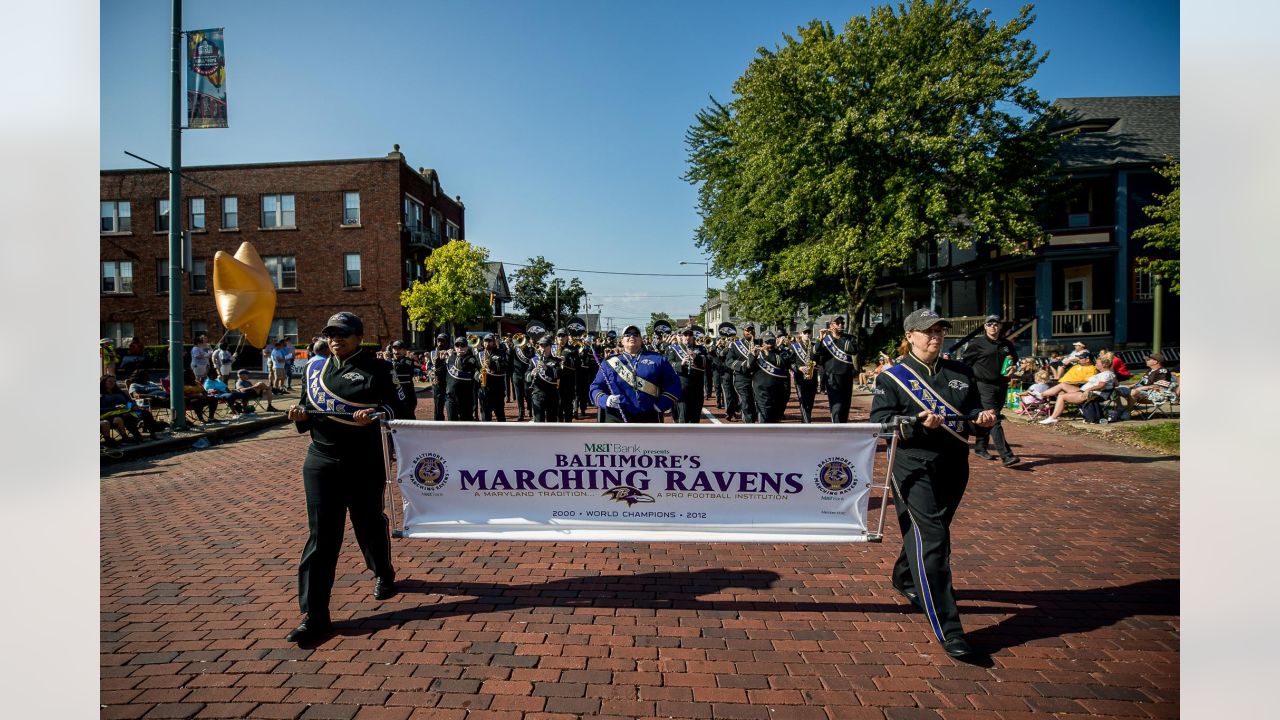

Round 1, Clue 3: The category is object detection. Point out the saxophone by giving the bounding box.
[801,340,817,380]
[479,350,490,388]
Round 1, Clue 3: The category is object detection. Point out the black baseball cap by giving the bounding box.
[537,336,551,345]
[436,333,449,341]
[323,312,363,336]
[680,327,694,336]
[391,340,405,348]
[453,336,467,346]
[903,308,951,333]
[984,314,1002,325]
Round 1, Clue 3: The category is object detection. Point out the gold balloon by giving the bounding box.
[212,242,276,348]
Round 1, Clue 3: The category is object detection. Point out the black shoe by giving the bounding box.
[1002,455,1021,467]
[285,616,333,645]
[373,576,397,600]
[973,448,995,460]
[942,636,975,658]
[892,581,924,611]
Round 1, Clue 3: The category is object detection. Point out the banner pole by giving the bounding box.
[380,418,403,539]
[869,421,904,543]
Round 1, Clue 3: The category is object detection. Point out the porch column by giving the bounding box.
[986,271,1000,317]
[1036,258,1053,347]
[1113,171,1129,344]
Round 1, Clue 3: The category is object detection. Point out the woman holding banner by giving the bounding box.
[870,308,997,660]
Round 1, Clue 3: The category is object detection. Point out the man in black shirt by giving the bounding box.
[285,312,404,646]
[949,315,1020,466]
[728,323,759,423]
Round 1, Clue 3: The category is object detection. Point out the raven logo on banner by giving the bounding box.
[187,28,227,128]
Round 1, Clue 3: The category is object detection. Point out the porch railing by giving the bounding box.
[1052,309,1110,336]
[943,315,986,338]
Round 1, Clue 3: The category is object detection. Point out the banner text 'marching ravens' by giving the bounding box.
[457,453,804,495]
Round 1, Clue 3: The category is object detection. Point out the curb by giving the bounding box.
[100,414,291,465]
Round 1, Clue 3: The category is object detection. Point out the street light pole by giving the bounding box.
[680,260,710,328]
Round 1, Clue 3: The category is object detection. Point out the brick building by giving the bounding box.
[100,145,465,353]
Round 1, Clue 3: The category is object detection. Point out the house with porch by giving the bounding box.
[871,96,1179,355]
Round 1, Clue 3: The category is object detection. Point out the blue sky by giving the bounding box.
[100,0,1179,328]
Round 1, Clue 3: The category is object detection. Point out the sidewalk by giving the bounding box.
[101,390,1178,719]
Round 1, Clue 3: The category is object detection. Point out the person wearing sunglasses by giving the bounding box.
[947,314,1020,466]
[283,312,408,646]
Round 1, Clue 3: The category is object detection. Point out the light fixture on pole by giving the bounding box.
[679,260,709,328]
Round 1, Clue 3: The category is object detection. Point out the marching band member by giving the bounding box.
[590,325,682,424]
[477,335,507,422]
[389,340,418,419]
[665,326,707,423]
[728,323,759,423]
[445,336,479,421]
[751,331,793,423]
[869,308,997,659]
[284,312,404,646]
[813,315,858,422]
[790,326,819,423]
[428,333,450,421]
[553,329,579,421]
[528,335,561,422]
[508,334,533,422]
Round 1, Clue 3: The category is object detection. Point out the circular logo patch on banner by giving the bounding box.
[814,457,856,495]
[409,452,447,491]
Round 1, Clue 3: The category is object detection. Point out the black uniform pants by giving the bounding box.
[558,373,577,420]
[446,388,475,421]
[432,382,447,421]
[752,380,788,423]
[890,448,970,643]
[732,373,757,423]
[677,379,704,423]
[704,366,715,399]
[512,374,529,419]
[400,394,418,421]
[532,390,558,422]
[576,374,592,417]
[298,451,394,619]
[796,378,818,423]
[825,372,854,423]
[719,371,738,416]
[973,380,1013,458]
[480,386,506,422]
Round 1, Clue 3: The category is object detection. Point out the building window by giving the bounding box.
[156,320,169,345]
[222,196,238,229]
[101,261,134,294]
[1134,269,1154,301]
[102,322,134,348]
[261,193,296,228]
[270,318,299,344]
[101,201,131,232]
[156,199,170,232]
[430,209,442,235]
[446,221,460,240]
[190,258,208,292]
[343,192,360,225]
[190,197,206,231]
[190,320,208,341]
[263,255,297,289]
[156,259,169,294]
[404,196,423,229]
[344,253,361,287]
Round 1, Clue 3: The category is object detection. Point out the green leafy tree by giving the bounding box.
[685,0,1061,348]
[646,312,676,337]
[509,256,586,329]
[400,240,493,335]
[1132,160,1179,295]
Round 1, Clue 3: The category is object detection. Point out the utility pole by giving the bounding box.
[1151,274,1163,353]
[168,0,186,428]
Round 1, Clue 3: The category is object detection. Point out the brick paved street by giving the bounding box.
[102,391,1178,719]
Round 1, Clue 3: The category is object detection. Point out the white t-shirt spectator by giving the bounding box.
[214,348,234,375]
[1081,370,1116,396]
[270,346,293,369]
[191,344,212,377]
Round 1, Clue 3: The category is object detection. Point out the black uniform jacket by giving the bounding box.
[297,349,404,460]
[814,334,858,378]
[869,353,982,456]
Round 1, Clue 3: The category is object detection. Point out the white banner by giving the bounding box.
[389,421,884,543]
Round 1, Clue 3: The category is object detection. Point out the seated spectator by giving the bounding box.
[1011,357,1039,391]
[858,353,892,386]
[127,369,169,405]
[1045,350,1064,378]
[100,339,119,378]
[1016,369,1054,414]
[100,374,145,444]
[1040,356,1117,425]
[1053,342,1089,378]
[1110,352,1175,421]
[1097,348,1132,382]
[1057,352,1099,386]
[183,369,218,423]
[234,369,277,412]
[203,366,254,417]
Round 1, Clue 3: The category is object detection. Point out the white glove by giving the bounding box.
[605,394,622,409]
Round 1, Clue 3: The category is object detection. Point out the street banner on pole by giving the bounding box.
[186,28,227,128]
[389,422,881,542]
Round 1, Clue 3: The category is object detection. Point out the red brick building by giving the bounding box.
[100,145,464,352]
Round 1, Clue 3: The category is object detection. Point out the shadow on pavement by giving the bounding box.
[1003,452,1179,471]
[337,572,1177,656]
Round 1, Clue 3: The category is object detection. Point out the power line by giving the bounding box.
[498,260,704,277]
